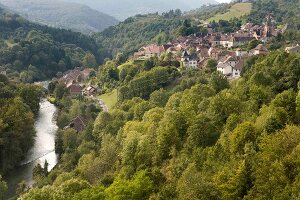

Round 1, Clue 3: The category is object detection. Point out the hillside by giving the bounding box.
[208,3,252,22]
[63,0,218,20]
[0,6,106,82]
[20,51,300,200]
[247,0,300,25]
[94,12,184,57]
[0,0,118,34]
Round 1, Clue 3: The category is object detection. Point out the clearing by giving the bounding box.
[208,3,252,22]
[99,89,118,110]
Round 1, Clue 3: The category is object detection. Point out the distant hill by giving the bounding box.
[63,0,218,20]
[0,0,118,34]
[94,12,184,57]
[0,5,107,82]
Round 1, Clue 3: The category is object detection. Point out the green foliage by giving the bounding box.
[0,0,118,34]
[0,82,42,173]
[118,67,178,101]
[206,59,218,73]
[229,122,257,155]
[73,186,105,200]
[95,13,184,57]
[248,0,300,25]
[20,49,300,199]
[105,170,154,200]
[0,7,103,82]
[178,19,201,36]
[0,176,8,200]
[83,52,97,68]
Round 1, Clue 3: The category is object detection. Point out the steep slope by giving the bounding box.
[0,6,106,81]
[247,0,300,25]
[0,0,118,34]
[63,0,218,20]
[94,12,184,57]
[208,2,252,22]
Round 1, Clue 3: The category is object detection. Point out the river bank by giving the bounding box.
[4,99,58,199]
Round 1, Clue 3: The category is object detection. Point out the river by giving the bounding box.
[4,99,58,199]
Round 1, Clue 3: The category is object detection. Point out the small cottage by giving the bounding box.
[82,85,97,97]
[68,116,86,132]
[68,84,83,96]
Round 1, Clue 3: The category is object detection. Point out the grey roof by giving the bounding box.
[182,50,189,57]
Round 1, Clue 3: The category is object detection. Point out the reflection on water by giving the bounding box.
[4,99,58,199]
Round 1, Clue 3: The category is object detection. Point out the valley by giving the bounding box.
[0,0,300,199]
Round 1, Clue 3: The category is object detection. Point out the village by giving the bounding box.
[41,15,300,133]
[133,15,299,79]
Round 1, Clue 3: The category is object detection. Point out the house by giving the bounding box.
[0,66,6,76]
[166,47,178,55]
[162,44,174,51]
[82,85,97,96]
[134,44,165,60]
[197,46,209,60]
[208,47,221,60]
[68,116,86,132]
[217,55,242,79]
[241,23,254,32]
[235,48,248,58]
[81,68,94,80]
[285,44,300,53]
[251,44,268,55]
[232,60,244,79]
[143,44,165,59]
[59,69,81,86]
[210,35,221,47]
[217,62,233,76]
[228,36,253,48]
[133,51,146,60]
[220,35,231,47]
[68,84,83,96]
[181,50,198,69]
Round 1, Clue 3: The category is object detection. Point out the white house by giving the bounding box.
[217,63,232,76]
[217,56,242,79]
[181,50,198,69]
[251,44,268,55]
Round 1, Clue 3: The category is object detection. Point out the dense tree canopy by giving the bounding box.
[0,7,106,82]
[0,80,42,174]
[19,50,300,199]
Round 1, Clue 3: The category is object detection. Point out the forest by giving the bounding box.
[1,0,300,199]
[0,75,43,174]
[0,6,106,82]
[16,49,300,199]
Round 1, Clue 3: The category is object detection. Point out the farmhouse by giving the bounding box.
[285,44,300,53]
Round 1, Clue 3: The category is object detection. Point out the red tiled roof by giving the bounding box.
[254,44,268,51]
[68,84,83,94]
[69,116,86,132]
[144,44,165,54]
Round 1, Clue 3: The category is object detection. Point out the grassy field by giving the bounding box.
[5,40,16,47]
[99,89,118,110]
[208,3,252,22]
